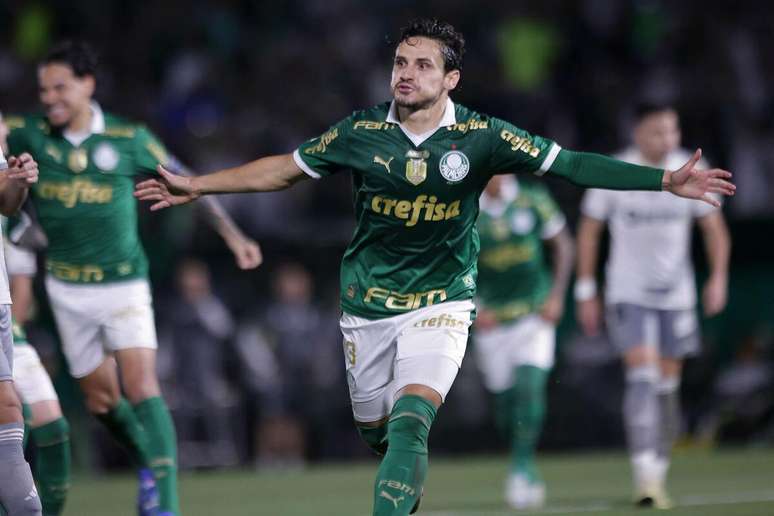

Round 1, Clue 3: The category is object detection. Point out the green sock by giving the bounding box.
[31,418,71,516]
[510,365,548,482]
[95,397,150,467]
[134,396,179,515]
[357,424,389,456]
[492,387,515,439]
[373,395,437,516]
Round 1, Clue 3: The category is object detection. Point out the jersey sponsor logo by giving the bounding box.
[404,149,429,185]
[68,149,89,173]
[447,118,488,133]
[378,480,416,497]
[364,287,447,311]
[480,242,534,271]
[371,194,461,227]
[413,313,468,329]
[499,129,541,158]
[44,144,63,163]
[510,209,535,234]
[373,155,393,174]
[304,127,339,155]
[38,179,113,208]
[439,150,470,182]
[353,120,396,130]
[47,261,106,282]
[93,142,120,172]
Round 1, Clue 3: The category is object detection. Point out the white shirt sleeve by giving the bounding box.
[580,188,614,221]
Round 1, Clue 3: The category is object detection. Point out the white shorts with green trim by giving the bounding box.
[45,276,158,378]
[13,343,59,404]
[340,300,474,423]
[474,314,555,393]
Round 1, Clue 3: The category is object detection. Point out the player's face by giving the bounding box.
[38,63,95,128]
[634,110,681,164]
[391,37,460,110]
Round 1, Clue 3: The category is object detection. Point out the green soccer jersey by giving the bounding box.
[476,179,564,322]
[5,105,168,284]
[294,99,560,319]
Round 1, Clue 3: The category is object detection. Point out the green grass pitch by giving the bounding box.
[66,448,774,515]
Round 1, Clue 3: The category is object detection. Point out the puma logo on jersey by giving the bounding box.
[373,155,393,174]
[379,491,405,508]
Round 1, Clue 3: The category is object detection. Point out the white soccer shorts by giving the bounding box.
[45,276,158,378]
[474,314,555,393]
[340,300,474,423]
[13,343,59,404]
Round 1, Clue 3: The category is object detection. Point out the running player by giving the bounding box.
[0,147,42,515]
[135,19,735,516]
[474,174,573,509]
[4,41,262,516]
[575,103,731,508]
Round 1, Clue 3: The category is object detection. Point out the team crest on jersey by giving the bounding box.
[93,143,120,172]
[67,149,88,173]
[510,209,535,234]
[439,150,470,183]
[405,149,429,186]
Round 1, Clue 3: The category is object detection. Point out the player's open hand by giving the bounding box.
[540,294,564,324]
[227,234,263,269]
[6,153,38,185]
[666,149,735,207]
[702,274,728,317]
[134,164,200,210]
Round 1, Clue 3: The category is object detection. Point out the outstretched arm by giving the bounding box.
[549,148,735,206]
[165,157,266,269]
[135,153,307,211]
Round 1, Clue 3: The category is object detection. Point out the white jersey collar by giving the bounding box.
[63,102,106,146]
[386,97,456,147]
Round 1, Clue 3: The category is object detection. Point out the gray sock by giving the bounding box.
[0,422,42,515]
[657,376,681,461]
[623,365,659,456]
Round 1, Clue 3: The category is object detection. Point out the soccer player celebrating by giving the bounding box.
[474,174,573,509]
[575,103,731,508]
[3,42,262,516]
[135,20,734,515]
[0,148,42,515]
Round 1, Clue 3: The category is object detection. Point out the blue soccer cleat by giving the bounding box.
[137,468,160,516]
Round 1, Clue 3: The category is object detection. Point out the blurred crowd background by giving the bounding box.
[1,0,773,471]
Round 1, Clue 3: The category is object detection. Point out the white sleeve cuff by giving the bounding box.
[535,143,561,176]
[292,149,321,179]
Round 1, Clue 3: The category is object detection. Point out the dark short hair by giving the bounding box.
[399,18,465,72]
[634,101,676,121]
[41,40,98,78]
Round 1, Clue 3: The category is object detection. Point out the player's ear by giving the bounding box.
[81,74,96,97]
[445,69,460,91]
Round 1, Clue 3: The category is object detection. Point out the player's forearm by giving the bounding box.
[9,275,33,324]
[701,214,731,281]
[0,180,28,216]
[576,217,603,280]
[548,228,574,299]
[191,154,304,195]
[549,150,664,191]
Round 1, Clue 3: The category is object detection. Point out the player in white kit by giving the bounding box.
[575,103,731,508]
[0,140,42,514]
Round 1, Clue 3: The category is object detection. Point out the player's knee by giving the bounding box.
[122,378,160,404]
[0,385,23,423]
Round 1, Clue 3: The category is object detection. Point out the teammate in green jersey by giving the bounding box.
[3,41,262,516]
[135,19,735,516]
[474,174,573,509]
